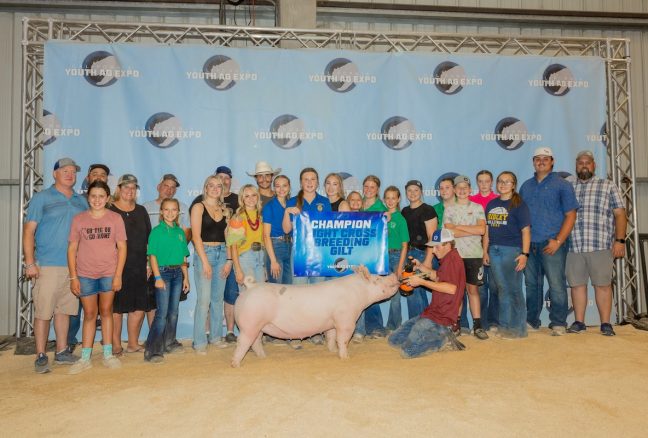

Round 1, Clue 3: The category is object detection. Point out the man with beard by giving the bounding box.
[565,150,626,336]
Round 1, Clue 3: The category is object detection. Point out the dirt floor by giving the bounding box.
[2,325,647,437]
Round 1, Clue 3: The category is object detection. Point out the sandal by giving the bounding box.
[113,348,124,357]
[125,346,144,353]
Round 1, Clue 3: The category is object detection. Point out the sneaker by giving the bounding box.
[225,332,237,344]
[148,355,164,364]
[526,323,540,332]
[460,327,471,335]
[473,328,489,340]
[309,334,324,345]
[67,342,79,354]
[601,323,616,336]
[352,333,364,344]
[166,343,185,354]
[34,353,50,374]
[488,326,499,334]
[54,349,79,365]
[369,330,386,339]
[211,340,229,349]
[568,321,587,334]
[69,358,92,375]
[551,326,566,336]
[288,339,303,350]
[102,355,122,369]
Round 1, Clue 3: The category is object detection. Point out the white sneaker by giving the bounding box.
[102,355,122,369]
[526,323,539,332]
[352,333,364,344]
[69,358,92,375]
[194,347,208,356]
[211,340,229,349]
[551,326,566,336]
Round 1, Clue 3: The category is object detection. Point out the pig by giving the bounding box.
[231,267,399,367]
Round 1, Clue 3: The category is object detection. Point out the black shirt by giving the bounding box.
[401,203,437,248]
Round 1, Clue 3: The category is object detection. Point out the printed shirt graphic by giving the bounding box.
[443,201,485,258]
[68,210,127,278]
[485,198,531,248]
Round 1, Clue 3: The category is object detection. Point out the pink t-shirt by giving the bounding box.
[69,210,127,278]
[469,192,499,211]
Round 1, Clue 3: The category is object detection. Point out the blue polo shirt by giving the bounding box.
[519,172,579,243]
[262,197,291,238]
[25,185,88,266]
[286,192,331,215]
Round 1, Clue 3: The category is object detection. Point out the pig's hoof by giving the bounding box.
[231,360,241,368]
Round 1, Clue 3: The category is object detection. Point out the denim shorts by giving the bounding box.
[78,276,113,297]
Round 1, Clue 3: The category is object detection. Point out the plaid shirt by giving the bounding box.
[567,175,624,253]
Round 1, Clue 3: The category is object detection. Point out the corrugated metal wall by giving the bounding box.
[1,0,647,334]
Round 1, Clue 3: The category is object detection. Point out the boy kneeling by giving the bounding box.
[388,229,465,358]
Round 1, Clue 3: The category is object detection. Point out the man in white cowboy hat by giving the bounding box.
[247,161,281,208]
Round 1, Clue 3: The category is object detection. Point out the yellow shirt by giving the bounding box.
[238,210,264,254]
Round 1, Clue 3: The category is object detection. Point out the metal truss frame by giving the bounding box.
[17,17,640,336]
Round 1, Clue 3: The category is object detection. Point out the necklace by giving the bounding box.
[244,210,260,231]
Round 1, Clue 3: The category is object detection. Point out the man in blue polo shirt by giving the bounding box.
[520,147,578,336]
[24,157,88,373]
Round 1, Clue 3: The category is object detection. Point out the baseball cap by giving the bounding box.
[533,146,554,157]
[117,174,139,188]
[575,150,594,161]
[453,175,470,186]
[53,157,80,171]
[161,173,180,187]
[405,180,423,190]
[88,163,110,175]
[426,228,455,246]
[215,166,232,177]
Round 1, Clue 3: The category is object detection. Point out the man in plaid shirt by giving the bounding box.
[565,150,626,336]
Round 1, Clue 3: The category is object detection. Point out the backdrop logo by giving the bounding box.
[338,172,361,196]
[69,51,138,87]
[333,257,350,273]
[528,64,588,96]
[41,110,80,145]
[308,58,376,93]
[254,114,324,149]
[129,112,202,148]
[367,117,432,150]
[418,62,482,94]
[586,123,608,146]
[196,55,256,90]
[482,117,541,151]
[433,172,459,202]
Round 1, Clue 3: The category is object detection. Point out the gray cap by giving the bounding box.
[53,157,80,171]
[576,150,594,161]
[453,175,470,186]
[161,173,180,187]
[118,174,139,188]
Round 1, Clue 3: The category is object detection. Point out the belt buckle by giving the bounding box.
[251,242,262,252]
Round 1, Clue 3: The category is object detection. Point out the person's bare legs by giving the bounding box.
[594,285,613,324]
[127,310,145,350]
[570,285,588,323]
[112,313,124,353]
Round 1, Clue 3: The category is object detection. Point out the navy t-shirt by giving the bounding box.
[485,197,531,248]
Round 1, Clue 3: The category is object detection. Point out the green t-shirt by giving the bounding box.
[364,198,387,212]
[433,203,444,230]
[387,211,409,250]
[147,221,189,266]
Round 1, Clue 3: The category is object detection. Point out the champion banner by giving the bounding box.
[42,41,608,333]
[293,212,389,277]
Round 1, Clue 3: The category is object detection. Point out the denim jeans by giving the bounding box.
[524,240,568,329]
[355,309,367,336]
[403,248,430,319]
[265,239,293,285]
[386,251,405,331]
[145,266,183,358]
[193,245,227,348]
[489,245,527,338]
[67,301,82,346]
[388,316,449,358]
[478,265,499,330]
[239,249,266,283]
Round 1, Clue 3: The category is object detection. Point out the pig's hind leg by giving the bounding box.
[335,326,354,359]
[231,331,258,367]
[250,332,266,358]
[325,328,337,353]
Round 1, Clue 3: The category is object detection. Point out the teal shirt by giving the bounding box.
[147,221,189,266]
[387,211,409,250]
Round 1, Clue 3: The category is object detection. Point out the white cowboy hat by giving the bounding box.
[247,161,281,177]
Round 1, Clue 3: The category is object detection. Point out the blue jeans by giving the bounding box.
[265,239,293,285]
[145,266,183,359]
[386,251,405,331]
[404,248,430,319]
[193,245,227,348]
[239,250,265,283]
[525,240,568,329]
[478,265,499,330]
[68,302,82,346]
[388,316,449,358]
[489,245,527,338]
[355,309,366,336]
[223,269,239,305]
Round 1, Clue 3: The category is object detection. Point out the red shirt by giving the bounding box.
[469,192,499,211]
[420,248,465,326]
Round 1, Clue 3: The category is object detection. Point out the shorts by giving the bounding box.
[32,266,78,320]
[566,250,613,287]
[78,276,113,297]
[463,258,483,286]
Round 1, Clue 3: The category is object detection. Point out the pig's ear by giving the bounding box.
[354,265,370,281]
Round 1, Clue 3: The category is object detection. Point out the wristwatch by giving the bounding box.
[520,252,530,257]
[615,238,626,244]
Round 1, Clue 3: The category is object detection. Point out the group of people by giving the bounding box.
[23,145,627,372]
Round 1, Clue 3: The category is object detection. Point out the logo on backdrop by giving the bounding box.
[69,51,139,87]
[433,172,459,202]
[338,172,361,196]
[586,123,608,146]
[418,61,483,94]
[193,55,257,91]
[528,64,589,96]
[481,117,542,151]
[308,58,376,93]
[41,110,80,145]
[129,112,202,148]
[367,117,432,150]
[254,114,324,149]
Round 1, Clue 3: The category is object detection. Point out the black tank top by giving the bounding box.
[330,198,342,212]
[200,203,226,242]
